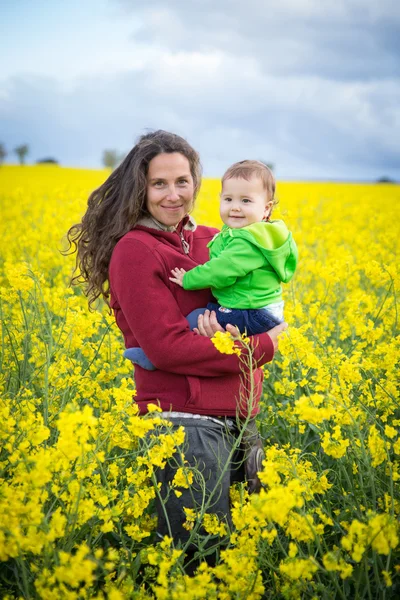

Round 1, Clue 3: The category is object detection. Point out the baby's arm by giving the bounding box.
[180,237,265,291]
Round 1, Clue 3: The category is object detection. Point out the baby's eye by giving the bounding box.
[242,198,251,203]
[224,197,232,202]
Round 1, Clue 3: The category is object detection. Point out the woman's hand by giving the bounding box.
[169,267,186,287]
[194,311,243,338]
[266,322,288,352]
[193,310,223,337]
[194,311,288,351]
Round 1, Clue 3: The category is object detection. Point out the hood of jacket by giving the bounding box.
[211,220,297,283]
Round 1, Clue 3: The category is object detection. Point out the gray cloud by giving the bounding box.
[123,0,400,80]
[1,64,399,179]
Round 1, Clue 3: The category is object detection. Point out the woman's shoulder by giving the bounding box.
[114,228,158,249]
[193,224,220,240]
[110,230,159,268]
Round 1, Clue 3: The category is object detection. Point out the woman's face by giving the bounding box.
[146,152,195,227]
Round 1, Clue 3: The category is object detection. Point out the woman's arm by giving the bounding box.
[196,310,287,353]
[110,238,274,376]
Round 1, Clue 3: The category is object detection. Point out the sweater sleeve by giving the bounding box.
[110,238,274,376]
[182,236,266,290]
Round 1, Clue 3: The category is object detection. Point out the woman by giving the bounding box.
[67,130,286,556]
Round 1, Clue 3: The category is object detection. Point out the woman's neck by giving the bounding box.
[137,214,177,232]
[136,214,197,232]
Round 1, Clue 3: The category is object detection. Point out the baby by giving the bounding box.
[169,160,297,332]
[125,160,298,492]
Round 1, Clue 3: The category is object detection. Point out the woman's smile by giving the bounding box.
[161,204,184,210]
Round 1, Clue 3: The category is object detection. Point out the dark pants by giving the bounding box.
[187,303,281,336]
[155,417,244,554]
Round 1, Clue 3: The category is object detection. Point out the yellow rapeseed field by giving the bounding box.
[0,165,399,599]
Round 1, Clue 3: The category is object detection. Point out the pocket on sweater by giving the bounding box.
[184,376,202,408]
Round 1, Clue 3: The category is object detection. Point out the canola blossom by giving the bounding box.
[0,165,400,599]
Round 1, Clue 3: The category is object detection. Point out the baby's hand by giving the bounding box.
[169,267,186,287]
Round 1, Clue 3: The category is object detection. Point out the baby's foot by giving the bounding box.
[123,348,156,371]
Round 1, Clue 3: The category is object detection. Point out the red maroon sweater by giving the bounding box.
[109,221,275,417]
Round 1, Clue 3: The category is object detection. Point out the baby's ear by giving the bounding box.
[264,200,273,220]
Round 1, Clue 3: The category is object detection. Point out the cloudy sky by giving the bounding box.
[1,0,399,180]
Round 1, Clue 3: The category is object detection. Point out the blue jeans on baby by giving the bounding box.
[202,303,282,336]
[123,302,284,370]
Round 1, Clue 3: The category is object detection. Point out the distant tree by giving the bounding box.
[36,157,59,165]
[14,144,29,165]
[376,176,396,184]
[102,149,122,170]
[0,143,6,165]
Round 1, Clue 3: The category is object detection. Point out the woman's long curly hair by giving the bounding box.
[66,130,202,309]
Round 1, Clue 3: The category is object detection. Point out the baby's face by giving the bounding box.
[220,176,272,229]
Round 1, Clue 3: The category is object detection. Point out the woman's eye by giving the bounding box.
[178,179,188,185]
[154,181,164,187]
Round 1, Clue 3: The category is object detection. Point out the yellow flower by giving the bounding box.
[211,331,241,356]
[46,508,67,542]
[172,467,193,490]
[321,427,350,459]
[2,165,400,598]
[147,402,162,413]
[127,415,155,438]
[382,570,393,587]
[279,557,318,581]
[341,513,399,562]
[286,512,321,542]
[183,507,197,531]
[368,425,387,467]
[323,552,353,579]
[384,425,397,440]
[203,513,228,537]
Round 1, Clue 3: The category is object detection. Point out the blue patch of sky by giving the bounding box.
[0,0,139,80]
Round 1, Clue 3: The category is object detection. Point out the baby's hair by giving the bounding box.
[222,160,277,206]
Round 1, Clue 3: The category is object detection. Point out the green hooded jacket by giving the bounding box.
[182,220,298,309]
